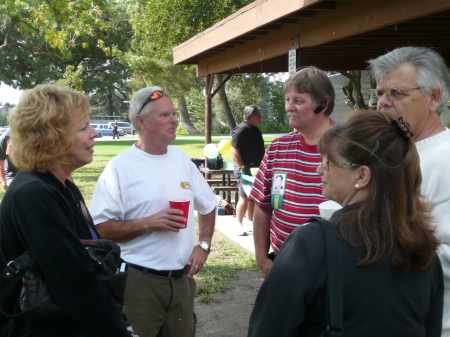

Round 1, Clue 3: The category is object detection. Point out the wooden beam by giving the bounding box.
[303,1,336,10]
[186,0,450,75]
[287,11,315,18]
[205,74,214,144]
[211,74,233,98]
[173,0,324,63]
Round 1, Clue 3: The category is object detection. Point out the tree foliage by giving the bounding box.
[1,0,108,59]
[1,0,134,119]
[124,0,254,133]
[130,0,252,50]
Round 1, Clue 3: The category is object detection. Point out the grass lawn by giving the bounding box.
[72,136,277,206]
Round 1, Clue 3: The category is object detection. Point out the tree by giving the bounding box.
[215,74,236,132]
[1,0,135,121]
[262,79,286,123]
[122,42,204,133]
[339,70,368,110]
[124,0,254,133]
[0,0,108,58]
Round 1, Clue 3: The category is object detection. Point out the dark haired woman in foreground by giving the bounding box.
[248,111,443,337]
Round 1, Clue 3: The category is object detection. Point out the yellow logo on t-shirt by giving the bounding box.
[180,181,192,190]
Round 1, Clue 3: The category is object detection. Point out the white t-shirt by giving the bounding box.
[416,128,450,332]
[89,144,216,270]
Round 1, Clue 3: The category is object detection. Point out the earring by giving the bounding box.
[355,183,359,189]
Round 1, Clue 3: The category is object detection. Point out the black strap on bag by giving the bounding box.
[309,218,344,337]
[0,239,127,321]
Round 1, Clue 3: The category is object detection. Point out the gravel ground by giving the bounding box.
[194,230,263,337]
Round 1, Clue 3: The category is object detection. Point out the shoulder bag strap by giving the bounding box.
[309,218,344,337]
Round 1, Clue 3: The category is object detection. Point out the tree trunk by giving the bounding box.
[107,91,115,115]
[177,95,201,134]
[339,70,367,110]
[215,74,236,133]
[341,81,356,109]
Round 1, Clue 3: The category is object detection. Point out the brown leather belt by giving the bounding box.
[129,263,188,279]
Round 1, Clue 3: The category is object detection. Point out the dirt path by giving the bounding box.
[194,230,264,337]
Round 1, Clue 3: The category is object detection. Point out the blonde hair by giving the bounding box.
[8,84,90,172]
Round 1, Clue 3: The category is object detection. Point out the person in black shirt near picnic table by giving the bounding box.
[231,105,265,236]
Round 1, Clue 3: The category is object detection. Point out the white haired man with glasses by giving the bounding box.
[89,87,217,337]
[369,46,450,336]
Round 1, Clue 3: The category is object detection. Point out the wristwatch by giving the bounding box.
[197,241,210,253]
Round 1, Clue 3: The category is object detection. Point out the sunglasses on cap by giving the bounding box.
[137,90,164,115]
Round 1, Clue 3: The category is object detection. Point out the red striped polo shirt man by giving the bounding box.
[249,66,336,278]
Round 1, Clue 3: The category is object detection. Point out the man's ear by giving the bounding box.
[135,115,145,130]
[356,165,371,188]
[429,88,442,113]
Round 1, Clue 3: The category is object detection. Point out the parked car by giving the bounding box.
[90,124,125,137]
[108,122,135,135]
[0,125,9,135]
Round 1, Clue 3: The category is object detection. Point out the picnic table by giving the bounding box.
[200,161,238,209]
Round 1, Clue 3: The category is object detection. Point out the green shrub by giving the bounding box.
[212,124,229,134]
[193,121,205,132]
[176,124,189,134]
[259,118,292,133]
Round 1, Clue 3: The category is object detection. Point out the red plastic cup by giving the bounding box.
[168,197,190,228]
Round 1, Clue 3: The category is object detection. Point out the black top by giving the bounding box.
[231,121,265,167]
[0,130,19,184]
[0,170,131,337]
[248,205,444,337]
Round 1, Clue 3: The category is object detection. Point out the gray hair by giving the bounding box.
[243,105,260,120]
[129,86,170,134]
[368,47,450,115]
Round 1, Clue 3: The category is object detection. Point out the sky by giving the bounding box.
[0,82,24,106]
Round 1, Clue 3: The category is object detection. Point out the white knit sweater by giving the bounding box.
[416,128,450,333]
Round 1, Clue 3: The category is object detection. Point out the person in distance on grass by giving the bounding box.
[89,86,217,337]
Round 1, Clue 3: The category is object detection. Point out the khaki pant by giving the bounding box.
[123,267,197,337]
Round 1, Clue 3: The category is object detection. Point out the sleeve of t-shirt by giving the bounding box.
[89,164,124,225]
[189,158,217,215]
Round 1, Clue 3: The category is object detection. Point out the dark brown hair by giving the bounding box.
[318,110,438,272]
[284,66,335,116]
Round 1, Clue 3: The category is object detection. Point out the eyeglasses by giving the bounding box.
[372,87,421,101]
[137,90,164,115]
[322,156,359,170]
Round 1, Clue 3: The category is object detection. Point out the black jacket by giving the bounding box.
[248,205,444,337]
[0,170,131,337]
